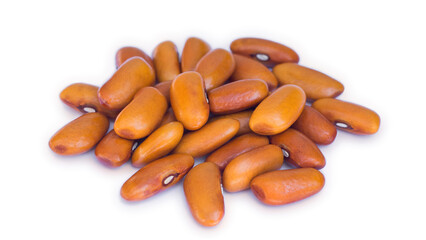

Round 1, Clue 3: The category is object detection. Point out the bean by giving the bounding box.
[249,84,306,135]
[173,118,239,158]
[114,87,167,139]
[115,46,154,69]
[273,63,344,100]
[195,48,235,91]
[121,154,194,201]
[250,168,325,205]
[132,122,184,168]
[230,37,299,67]
[208,79,268,115]
[153,41,181,82]
[230,54,278,90]
[210,110,252,136]
[158,108,177,127]
[49,112,109,155]
[98,57,155,111]
[312,98,380,135]
[154,80,172,104]
[95,130,134,168]
[270,128,325,169]
[292,105,337,145]
[183,162,224,227]
[181,37,211,72]
[206,133,269,171]
[170,71,209,130]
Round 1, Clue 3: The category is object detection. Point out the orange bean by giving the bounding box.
[115,46,154,69]
[208,79,268,115]
[195,48,235,91]
[210,110,252,136]
[153,41,181,82]
[170,71,209,130]
[250,168,325,205]
[121,154,194,201]
[230,54,278,90]
[183,162,224,227]
[312,98,380,135]
[270,128,325,169]
[292,105,337,145]
[49,112,109,155]
[114,87,167,139]
[132,122,184,167]
[95,130,134,168]
[98,57,155,111]
[222,144,283,192]
[158,108,177,127]
[273,63,344,100]
[154,80,172,104]
[173,118,239,158]
[181,37,211,72]
[206,133,269,171]
[249,84,306,135]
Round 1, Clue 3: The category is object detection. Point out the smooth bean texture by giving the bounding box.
[115,46,154,69]
[181,37,211,72]
[210,110,252,136]
[95,130,134,168]
[158,108,177,127]
[184,162,224,227]
[251,168,325,205]
[154,80,172,104]
[49,112,109,155]
[153,41,181,82]
[121,154,194,201]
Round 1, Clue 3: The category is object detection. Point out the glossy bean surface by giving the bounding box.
[181,37,211,72]
[115,46,154,69]
[158,108,177,127]
[210,110,252,136]
[95,130,134,167]
[154,80,172,103]
[153,41,181,82]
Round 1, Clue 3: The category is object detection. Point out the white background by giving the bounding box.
[1,0,425,239]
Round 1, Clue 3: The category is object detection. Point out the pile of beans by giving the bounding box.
[49,37,380,227]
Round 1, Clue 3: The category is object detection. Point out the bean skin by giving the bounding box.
[114,87,167,140]
[154,80,172,104]
[181,37,211,72]
[270,128,326,169]
[208,79,268,115]
[158,108,177,127]
[121,154,194,201]
[195,48,236,91]
[249,84,306,135]
[95,130,134,168]
[49,112,109,155]
[153,41,181,82]
[206,133,269,171]
[170,71,209,130]
[210,110,252,136]
[173,118,239,158]
[292,105,337,145]
[115,46,154,69]
[98,57,155,111]
[230,37,299,67]
[312,98,380,135]
[273,63,344,100]
[230,54,278,91]
[183,162,224,227]
[250,168,325,205]
[132,121,184,168]
[222,144,283,192]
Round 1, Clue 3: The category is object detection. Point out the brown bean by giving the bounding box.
[173,118,239,158]
[158,108,177,127]
[121,154,194,201]
[132,122,184,168]
[154,80,172,104]
[250,168,325,205]
[98,57,155,111]
[270,128,325,169]
[170,71,209,130]
[183,162,224,227]
[181,37,211,72]
[115,46,154,69]
[312,98,380,135]
[230,54,278,90]
[292,105,337,145]
[59,83,119,118]
[273,63,344,100]
[95,130,134,168]
[114,87,167,139]
[195,48,235,91]
[206,133,269,171]
[230,37,299,67]
[153,41,181,82]
[49,112,109,155]
[208,79,269,115]
[249,84,306,135]
[222,144,283,192]
[210,110,252,136]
